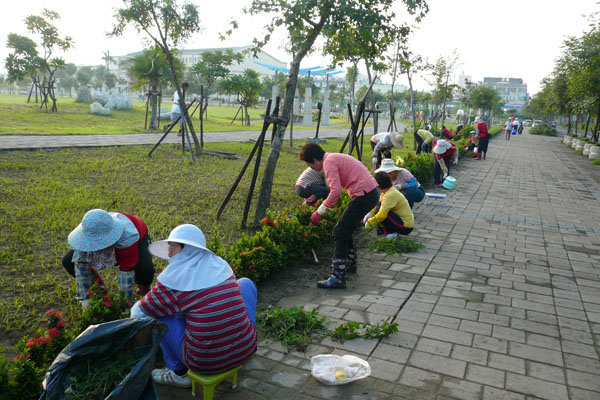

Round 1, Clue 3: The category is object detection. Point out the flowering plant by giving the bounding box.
[76,284,132,333]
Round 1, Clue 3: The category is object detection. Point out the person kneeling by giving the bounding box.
[131,224,257,387]
[363,172,414,239]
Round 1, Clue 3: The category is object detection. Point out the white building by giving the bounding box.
[110,45,287,92]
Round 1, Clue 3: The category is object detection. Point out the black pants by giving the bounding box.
[332,188,379,259]
[414,133,424,155]
[377,211,413,236]
[478,135,489,154]
[370,141,392,169]
[296,184,330,200]
[62,235,154,285]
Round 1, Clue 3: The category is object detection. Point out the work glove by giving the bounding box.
[310,211,322,225]
[362,212,373,224]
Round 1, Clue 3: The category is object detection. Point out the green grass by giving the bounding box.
[1,136,421,350]
[369,236,425,254]
[0,94,348,135]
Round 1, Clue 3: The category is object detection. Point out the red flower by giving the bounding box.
[301,210,307,215]
[258,246,265,251]
[261,217,269,225]
[40,336,52,345]
[126,300,133,307]
[57,320,65,328]
[45,308,62,319]
[103,301,113,308]
[103,295,112,302]
[26,339,37,348]
[87,290,93,297]
[303,232,308,238]
[48,328,60,338]
[14,353,24,362]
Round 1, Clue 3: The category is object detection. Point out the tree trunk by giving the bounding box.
[567,115,572,135]
[149,81,158,131]
[584,113,590,138]
[594,102,600,143]
[407,70,417,151]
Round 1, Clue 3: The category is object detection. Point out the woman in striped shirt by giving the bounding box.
[131,224,257,388]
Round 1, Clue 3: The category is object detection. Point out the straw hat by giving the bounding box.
[390,132,404,149]
[375,158,402,174]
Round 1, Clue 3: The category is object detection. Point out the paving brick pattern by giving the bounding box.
[8,128,600,399]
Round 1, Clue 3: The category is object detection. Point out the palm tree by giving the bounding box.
[102,50,115,70]
[125,47,184,130]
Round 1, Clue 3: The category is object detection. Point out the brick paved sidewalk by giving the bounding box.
[8,127,599,399]
[154,131,600,400]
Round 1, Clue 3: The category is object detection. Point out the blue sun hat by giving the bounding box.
[68,209,124,252]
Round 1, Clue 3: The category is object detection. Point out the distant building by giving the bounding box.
[457,73,472,89]
[483,77,528,108]
[109,45,286,92]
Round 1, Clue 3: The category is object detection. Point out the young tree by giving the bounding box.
[223,69,263,125]
[126,47,184,130]
[429,50,459,126]
[110,0,203,155]
[4,9,73,112]
[191,49,243,117]
[76,69,91,88]
[246,0,428,225]
[469,86,502,123]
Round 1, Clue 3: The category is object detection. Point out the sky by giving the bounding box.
[0,0,597,95]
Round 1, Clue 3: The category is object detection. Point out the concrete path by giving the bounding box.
[6,128,600,399]
[154,130,600,400]
[0,127,356,151]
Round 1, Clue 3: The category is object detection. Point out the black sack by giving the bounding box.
[40,318,167,400]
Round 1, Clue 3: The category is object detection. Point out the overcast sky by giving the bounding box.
[1,0,597,95]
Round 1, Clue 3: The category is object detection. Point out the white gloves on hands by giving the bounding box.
[362,212,373,225]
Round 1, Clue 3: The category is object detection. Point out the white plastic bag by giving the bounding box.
[310,354,371,385]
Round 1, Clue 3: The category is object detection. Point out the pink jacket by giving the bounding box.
[321,153,378,209]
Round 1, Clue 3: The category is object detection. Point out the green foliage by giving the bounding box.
[529,125,557,136]
[64,345,150,399]
[226,232,283,282]
[399,151,434,184]
[125,46,184,90]
[330,317,398,343]
[369,236,424,255]
[191,49,243,92]
[257,306,328,351]
[592,158,600,165]
[75,284,132,333]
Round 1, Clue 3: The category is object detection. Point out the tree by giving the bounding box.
[76,69,91,88]
[191,49,243,117]
[395,45,428,142]
[469,86,503,123]
[126,47,184,130]
[428,50,459,126]
[4,9,73,112]
[55,62,77,96]
[224,69,263,125]
[102,50,116,70]
[111,0,203,155]
[346,64,358,110]
[93,65,107,90]
[105,72,117,93]
[246,0,428,226]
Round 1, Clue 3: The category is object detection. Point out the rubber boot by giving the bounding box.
[317,259,346,289]
[346,248,357,274]
[91,268,107,293]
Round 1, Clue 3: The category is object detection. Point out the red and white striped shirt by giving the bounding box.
[140,276,257,373]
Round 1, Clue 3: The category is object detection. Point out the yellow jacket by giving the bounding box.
[416,129,434,144]
[367,187,414,228]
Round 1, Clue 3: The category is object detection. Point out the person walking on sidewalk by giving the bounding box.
[299,143,378,289]
[475,117,490,160]
[504,119,512,140]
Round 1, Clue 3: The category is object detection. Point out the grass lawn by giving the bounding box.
[0,136,420,353]
[0,93,349,135]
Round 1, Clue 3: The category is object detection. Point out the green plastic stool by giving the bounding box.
[187,365,242,399]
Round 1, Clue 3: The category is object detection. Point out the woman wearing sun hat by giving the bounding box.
[433,139,457,187]
[130,224,257,388]
[63,209,154,307]
[370,131,404,170]
[375,158,425,208]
